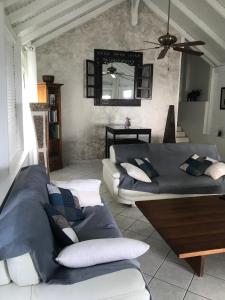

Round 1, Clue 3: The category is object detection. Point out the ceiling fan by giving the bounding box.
[133,0,205,59]
[102,64,134,80]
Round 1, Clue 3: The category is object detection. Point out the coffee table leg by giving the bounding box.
[185,256,205,277]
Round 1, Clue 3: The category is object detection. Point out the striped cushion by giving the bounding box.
[45,204,79,247]
[47,184,84,223]
[180,154,213,176]
[130,158,159,179]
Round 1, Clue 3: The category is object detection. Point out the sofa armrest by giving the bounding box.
[102,159,121,179]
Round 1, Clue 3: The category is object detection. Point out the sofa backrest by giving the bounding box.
[0,165,58,283]
[111,143,220,175]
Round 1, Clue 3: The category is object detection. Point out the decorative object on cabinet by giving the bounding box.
[30,103,49,170]
[163,105,176,143]
[105,126,151,158]
[42,75,55,83]
[37,82,63,172]
[124,117,131,129]
[85,49,153,106]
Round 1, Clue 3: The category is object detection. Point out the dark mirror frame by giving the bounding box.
[94,49,143,106]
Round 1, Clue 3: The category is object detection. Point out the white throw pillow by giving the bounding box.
[205,162,225,180]
[56,238,149,268]
[121,163,151,183]
[0,261,10,285]
[52,179,103,207]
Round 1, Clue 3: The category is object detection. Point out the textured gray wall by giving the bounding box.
[36,1,181,164]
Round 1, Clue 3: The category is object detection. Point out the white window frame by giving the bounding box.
[0,4,28,205]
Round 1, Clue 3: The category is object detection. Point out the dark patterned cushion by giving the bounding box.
[180,154,213,176]
[45,204,78,247]
[129,158,159,179]
[47,184,84,222]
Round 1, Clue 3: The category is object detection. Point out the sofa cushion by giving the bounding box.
[31,269,149,300]
[52,180,103,207]
[131,158,159,178]
[0,261,10,285]
[56,238,149,268]
[121,163,152,183]
[7,253,39,286]
[205,161,225,180]
[45,204,79,247]
[180,154,213,176]
[47,184,84,222]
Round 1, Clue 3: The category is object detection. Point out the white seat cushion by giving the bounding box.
[31,269,149,300]
[0,261,10,285]
[7,253,39,286]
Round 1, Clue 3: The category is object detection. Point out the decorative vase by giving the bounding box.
[124,117,131,129]
[42,75,54,83]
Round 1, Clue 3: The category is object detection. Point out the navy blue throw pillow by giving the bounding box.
[180,154,213,176]
[45,204,78,247]
[129,158,159,179]
[47,184,84,223]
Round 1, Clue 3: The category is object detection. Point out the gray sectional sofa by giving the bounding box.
[0,165,150,300]
[103,143,225,205]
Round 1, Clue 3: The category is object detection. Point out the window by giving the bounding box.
[123,90,132,99]
[5,30,23,169]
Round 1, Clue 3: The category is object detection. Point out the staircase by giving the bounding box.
[176,126,189,143]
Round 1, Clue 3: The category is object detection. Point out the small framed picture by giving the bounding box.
[220,87,225,109]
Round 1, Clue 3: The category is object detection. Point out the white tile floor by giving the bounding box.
[51,160,225,300]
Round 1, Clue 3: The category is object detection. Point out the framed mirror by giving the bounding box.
[86,49,153,106]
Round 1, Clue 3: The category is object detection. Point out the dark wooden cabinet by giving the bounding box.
[37,82,63,172]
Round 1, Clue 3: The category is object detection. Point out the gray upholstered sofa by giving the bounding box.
[0,165,150,300]
[103,143,225,206]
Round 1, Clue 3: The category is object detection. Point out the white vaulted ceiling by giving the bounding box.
[2,0,225,66]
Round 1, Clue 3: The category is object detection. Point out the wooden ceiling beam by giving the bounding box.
[205,0,225,20]
[33,0,124,47]
[172,0,225,51]
[21,0,123,45]
[143,0,220,66]
[3,0,22,8]
[131,0,140,26]
[15,0,84,37]
[8,0,56,24]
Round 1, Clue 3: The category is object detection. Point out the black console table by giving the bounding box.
[105,126,151,158]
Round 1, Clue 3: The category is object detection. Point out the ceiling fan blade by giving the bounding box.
[131,46,161,52]
[174,41,205,47]
[158,47,169,59]
[173,46,204,56]
[144,41,161,46]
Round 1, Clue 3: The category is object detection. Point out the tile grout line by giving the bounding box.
[151,249,171,277]
[182,273,195,300]
[205,271,225,283]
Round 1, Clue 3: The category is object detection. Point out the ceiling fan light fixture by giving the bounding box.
[111,73,116,79]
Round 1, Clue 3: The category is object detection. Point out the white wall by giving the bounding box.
[36,1,182,164]
[180,55,210,102]
[178,101,208,139]
[207,66,225,137]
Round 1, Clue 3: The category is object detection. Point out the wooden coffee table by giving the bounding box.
[136,196,225,276]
